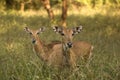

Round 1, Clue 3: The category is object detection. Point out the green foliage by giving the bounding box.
[0,8,120,80]
[0,0,120,11]
[0,0,6,10]
[72,0,120,8]
[50,0,62,6]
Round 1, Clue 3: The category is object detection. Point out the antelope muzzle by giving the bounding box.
[67,42,73,48]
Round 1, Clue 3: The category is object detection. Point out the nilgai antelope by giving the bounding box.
[24,27,69,68]
[53,26,93,67]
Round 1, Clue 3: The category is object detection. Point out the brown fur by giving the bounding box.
[53,26,94,68]
[72,41,93,59]
[24,27,67,68]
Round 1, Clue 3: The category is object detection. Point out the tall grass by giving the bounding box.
[0,7,120,80]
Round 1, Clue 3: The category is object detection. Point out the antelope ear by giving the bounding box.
[24,27,31,33]
[39,27,45,32]
[72,26,82,35]
[52,26,62,34]
[37,27,45,34]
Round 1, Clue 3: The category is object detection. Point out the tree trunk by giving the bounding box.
[91,0,96,8]
[61,0,68,28]
[41,0,54,20]
[20,2,25,12]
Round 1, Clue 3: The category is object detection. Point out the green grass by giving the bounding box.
[0,8,120,80]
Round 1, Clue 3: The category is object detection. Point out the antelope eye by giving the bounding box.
[36,32,40,35]
[72,32,75,36]
[29,32,32,35]
[72,33,74,36]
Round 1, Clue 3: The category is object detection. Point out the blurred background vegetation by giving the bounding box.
[0,0,120,11]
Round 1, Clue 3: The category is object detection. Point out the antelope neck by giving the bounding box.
[62,42,71,67]
[62,43,68,51]
[33,36,47,61]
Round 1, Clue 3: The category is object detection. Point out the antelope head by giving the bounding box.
[52,26,82,49]
[24,27,45,44]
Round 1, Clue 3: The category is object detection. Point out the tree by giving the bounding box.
[61,0,68,27]
[17,0,32,12]
[5,0,16,9]
[41,0,54,20]
[40,0,68,28]
[6,0,32,11]
[0,0,6,10]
